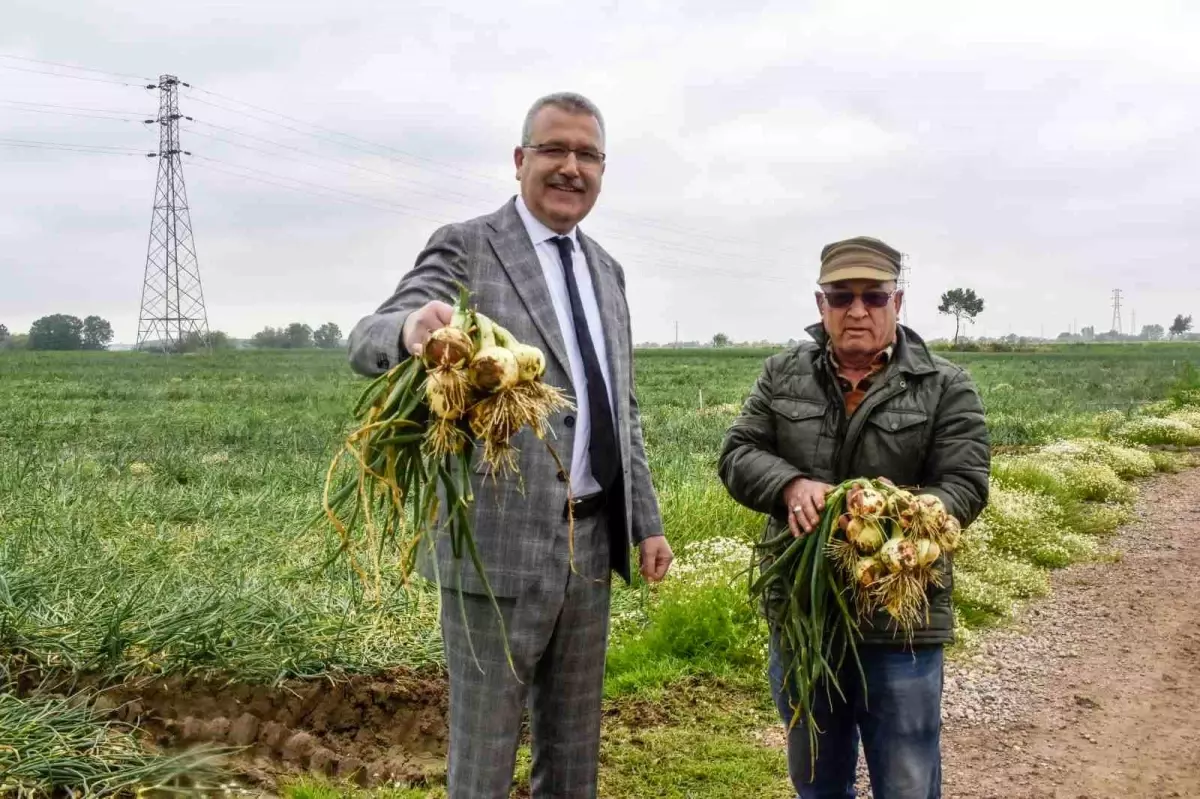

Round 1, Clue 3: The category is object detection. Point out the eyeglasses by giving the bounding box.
[820,289,897,309]
[522,143,606,166]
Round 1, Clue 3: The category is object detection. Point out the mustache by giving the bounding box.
[546,177,586,191]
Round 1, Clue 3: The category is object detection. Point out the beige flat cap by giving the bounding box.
[819,236,902,284]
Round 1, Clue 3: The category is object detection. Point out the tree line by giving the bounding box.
[0,316,345,351]
[705,287,1195,350]
[0,314,114,351]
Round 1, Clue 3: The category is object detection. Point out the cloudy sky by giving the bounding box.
[3,0,1198,345]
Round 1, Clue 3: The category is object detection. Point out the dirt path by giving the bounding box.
[938,469,1200,798]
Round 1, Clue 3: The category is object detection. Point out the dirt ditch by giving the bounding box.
[17,668,449,791]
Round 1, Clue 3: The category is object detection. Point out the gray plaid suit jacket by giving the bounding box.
[347,198,663,597]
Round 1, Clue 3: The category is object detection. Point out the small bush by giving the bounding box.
[1028,533,1097,568]
[952,570,1014,626]
[974,486,1096,567]
[990,456,1071,501]
[954,549,1050,600]
[1166,409,1200,429]
[1067,502,1132,536]
[1114,417,1200,447]
[1041,439,1155,481]
[1090,409,1127,439]
[1056,461,1136,503]
[1173,389,1200,408]
[1150,450,1186,473]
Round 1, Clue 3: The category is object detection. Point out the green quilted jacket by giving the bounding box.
[718,323,990,645]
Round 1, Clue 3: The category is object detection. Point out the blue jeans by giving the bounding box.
[768,630,944,799]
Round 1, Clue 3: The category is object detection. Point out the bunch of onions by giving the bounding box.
[750,477,964,776]
[321,286,572,668]
[827,481,959,629]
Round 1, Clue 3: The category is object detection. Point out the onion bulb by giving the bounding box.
[423,326,473,370]
[879,536,918,573]
[848,487,887,519]
[469,346,519,393]
[426,374,463,420]
[855,557,883,590]
[888,490,917,528]
[847,517,886,554]
[915,494,947,524]
[915,538,941,567]
[510,343,546,383]
[937,516,962,551]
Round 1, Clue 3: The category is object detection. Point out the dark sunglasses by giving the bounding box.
[820,289,897,309]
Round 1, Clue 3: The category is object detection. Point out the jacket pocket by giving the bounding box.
[770,398,835,480]
[859,409,930,486]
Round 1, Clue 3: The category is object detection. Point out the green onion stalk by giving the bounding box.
[750,477,963,777]
[321,285,573,673]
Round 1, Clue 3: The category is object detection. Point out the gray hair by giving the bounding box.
[521,92,606,146]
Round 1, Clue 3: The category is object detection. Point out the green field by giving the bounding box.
[2,343,1199,796]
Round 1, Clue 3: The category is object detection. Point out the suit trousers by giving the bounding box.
[440,512,612,799]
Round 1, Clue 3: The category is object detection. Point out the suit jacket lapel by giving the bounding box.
[485,200,572,379]
[578,230,629,420]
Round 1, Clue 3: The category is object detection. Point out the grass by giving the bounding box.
[0,691,217,796]
[2,342,1200,796]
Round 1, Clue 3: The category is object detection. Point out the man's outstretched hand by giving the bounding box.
[401,300,455,357]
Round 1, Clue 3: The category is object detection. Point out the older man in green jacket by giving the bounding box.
[718,237,990,799]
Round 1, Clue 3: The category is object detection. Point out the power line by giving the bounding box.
[2,57,801,256]
[186,86,501,188]
[187,157,790,285]
[0,103,148,123]
[0,98,151,115]
[177,117,796,272]
[182,84,807,254]
[2,65,800,283]
[189,155,450,224]
[0,63,147,88]
[182,120,496,208]
[0,53,152,82]
[0,136,147,154]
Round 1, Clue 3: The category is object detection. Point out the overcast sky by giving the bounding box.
[3,0,1198,345]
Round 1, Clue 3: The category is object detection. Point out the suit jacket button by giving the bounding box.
[564,414,576,428]
[557,469,568,482]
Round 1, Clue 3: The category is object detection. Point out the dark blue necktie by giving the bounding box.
[552,236,619,491]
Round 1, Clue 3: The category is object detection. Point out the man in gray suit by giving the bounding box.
[348,92,673,798]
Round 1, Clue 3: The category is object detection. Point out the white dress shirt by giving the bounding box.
[514,195,615,497]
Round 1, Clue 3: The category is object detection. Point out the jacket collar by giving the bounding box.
[805,322,938,377]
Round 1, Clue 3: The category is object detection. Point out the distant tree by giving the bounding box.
[81,315,114,350]
[173,330,232,352]
[251,326,285,348]
[313,322,342,349]
[1140,324,1165,341]
[10,333,29,350]
[29,314,84,350]
[0,324,9,348]
[205,330,233,350]
[285,322,313,349]
[1170,314,1193,338]
[711,332,730,348]
[936,288,985,348]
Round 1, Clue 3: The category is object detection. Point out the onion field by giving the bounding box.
[1,343,1199,797]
